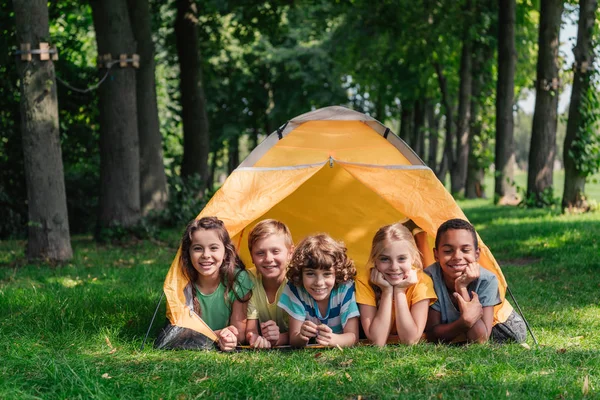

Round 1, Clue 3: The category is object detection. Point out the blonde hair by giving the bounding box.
[369,222,423,270]
[287,234,356,288]
[248,219,294,252]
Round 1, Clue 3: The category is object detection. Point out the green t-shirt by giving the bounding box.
[195,269,253,331]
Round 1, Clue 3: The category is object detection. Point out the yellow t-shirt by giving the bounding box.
[247,272,289,333]
[355,269,437,334]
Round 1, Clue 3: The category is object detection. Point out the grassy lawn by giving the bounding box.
[1,202,599,399]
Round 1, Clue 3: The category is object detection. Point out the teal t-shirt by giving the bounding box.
[195,269,253,331]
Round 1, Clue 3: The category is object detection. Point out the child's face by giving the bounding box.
[189,229,225,279]
[302,268,335,304]
[433,229,480,281]
[374,240,414,285]
[250,234,292,281]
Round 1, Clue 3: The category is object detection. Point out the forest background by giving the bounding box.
[2,0,600,258]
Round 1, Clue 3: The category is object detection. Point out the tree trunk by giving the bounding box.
[227,137,239,175]
[466,55,484,199]
[451,36,473,196]
[176,0,210,186]
[434,62,454,184]
[399,102,413,144]
[495,0,518,204]
[426,102,438,171]
[13,0,72,261]
[527,0,563,205]
[128,0,168,215]
[562,0,598,210]
[412,99,426,159]
[90,0,141,229]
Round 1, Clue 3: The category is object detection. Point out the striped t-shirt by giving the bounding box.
[278,281,360,334]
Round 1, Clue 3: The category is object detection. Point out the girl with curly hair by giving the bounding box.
[278,234,360,348]
[356,223,437,346]
[180,217,253,351]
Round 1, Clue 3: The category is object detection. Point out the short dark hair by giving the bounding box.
[435,218,478,251]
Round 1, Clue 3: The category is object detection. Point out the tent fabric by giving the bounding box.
[160,106,514,347]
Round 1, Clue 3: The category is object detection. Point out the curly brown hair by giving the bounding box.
[286,233,356,288]
[180,217,247,316]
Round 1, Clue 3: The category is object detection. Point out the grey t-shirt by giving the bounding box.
[424,262,501,324]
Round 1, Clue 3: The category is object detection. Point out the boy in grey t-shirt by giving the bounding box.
[424,219,526,344]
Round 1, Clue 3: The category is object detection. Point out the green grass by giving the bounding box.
[481,170,600,202]
[1,205,600,399]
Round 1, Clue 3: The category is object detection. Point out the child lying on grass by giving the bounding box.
[278,234,360,348]
[424,218,526,344]
[242,219,294,348]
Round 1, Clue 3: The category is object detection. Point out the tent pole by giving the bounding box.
[506,286,538,345]
[140,291,165,351]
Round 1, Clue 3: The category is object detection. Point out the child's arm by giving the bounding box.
[394,292,429,345]
[425,291,483,343]
[360,269,394,346]
[230,296,250,344]
[315,317,359,347]
[392,269,426,345]
[288,316,318,347]
[465,304,494,343]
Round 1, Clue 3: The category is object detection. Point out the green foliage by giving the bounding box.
[95,219,158,244]
[569,71,600,176]
[147,173,210,229]
[519,186,561,208]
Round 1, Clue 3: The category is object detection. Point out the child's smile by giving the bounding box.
[251,234,292,281]
[189,229,225,279]
[434,229,479,282]
[374,240,414,285]
[302,268,335,312]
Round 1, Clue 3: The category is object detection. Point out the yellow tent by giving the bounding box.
[156,106,514,347]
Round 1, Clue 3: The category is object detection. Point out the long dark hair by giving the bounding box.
[180,217,247,315]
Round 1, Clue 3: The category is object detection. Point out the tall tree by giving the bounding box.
[527,0,563,205]
[562,0,599,210]
[426,103,439,171]
[176,0,210,185]
[451,31,473,196]
[495,0,518,204]
[90,0,141,229]
[128,0,168,215]
[13,0,72,260]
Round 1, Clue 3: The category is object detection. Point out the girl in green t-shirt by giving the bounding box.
[180,217,253,351]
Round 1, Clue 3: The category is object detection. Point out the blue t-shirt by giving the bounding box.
[278,281,360,334]
[424,262,501,325]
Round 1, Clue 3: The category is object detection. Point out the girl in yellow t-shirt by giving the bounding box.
[356,223,437,345]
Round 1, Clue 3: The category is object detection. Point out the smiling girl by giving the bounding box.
[356,223,437,345]
[180,217,253,351]
[278,234,360,348]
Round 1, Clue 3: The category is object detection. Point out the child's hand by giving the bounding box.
[454,291,483,328]
[370,268,393,291]
[218,325,238,352]
[247,331,271,349]
[455,261,480,292]
[260,320,280,345]
[253,335,272,349]
[394,268,419,291]
[315,324,334,346]
[299,320,318,341]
